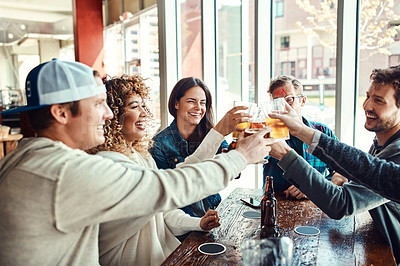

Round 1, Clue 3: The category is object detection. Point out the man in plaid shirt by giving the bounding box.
[263,75,344,199]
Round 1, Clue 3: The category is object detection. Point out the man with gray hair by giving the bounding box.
[269,66,400,263]
[263,75,342,199]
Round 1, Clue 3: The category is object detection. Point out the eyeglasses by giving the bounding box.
[282,95,303,104]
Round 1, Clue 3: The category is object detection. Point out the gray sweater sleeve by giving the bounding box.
[55,150,246,232]
[312,133,400,203]
[280,155,389,219]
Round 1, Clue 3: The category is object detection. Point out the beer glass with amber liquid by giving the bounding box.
[231,101,257,139]
[263,98,290,141]
[243,106,269,164]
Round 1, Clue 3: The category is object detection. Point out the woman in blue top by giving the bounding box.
[150,77,233,221]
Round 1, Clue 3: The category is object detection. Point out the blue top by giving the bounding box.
[149,119,228,217]
[263,116,337,193]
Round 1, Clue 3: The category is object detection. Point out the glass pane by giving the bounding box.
[139,8,160,134]
[216,0,242,119]
[273,0,337,133]
[180,0,203,79]
[124,22,141,74]
[104,24,124,77]
[248,0,255,103]
[354,0,400,151]
[105,7,160,135]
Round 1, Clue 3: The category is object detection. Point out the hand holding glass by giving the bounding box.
[263,98,290,141]
[244,106,269,164]
[232,101,257,139]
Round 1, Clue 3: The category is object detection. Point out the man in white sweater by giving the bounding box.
[0,59,272,265]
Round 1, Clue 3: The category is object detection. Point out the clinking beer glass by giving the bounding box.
[262,98,290,141]
[231,101,257,139]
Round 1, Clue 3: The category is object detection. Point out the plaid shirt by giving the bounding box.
[263,116,337,193]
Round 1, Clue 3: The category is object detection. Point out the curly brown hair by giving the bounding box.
[88,74,154,157]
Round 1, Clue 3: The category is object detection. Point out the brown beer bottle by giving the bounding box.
[261,176,279,238]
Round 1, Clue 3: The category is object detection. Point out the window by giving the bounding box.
[280,36,289,49]
[273,1,337,132]
[179,0,203,78]
[355,0,400,151]
[275,1,283,17]
[280,61,295,76]
[389,55,400,66]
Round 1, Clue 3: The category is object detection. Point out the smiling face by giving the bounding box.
[66,92,113,150]
[121,93,148,145]
[175,86,206,128]
[363,83,400,135]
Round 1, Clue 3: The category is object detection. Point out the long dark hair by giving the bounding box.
[168,77,215,144]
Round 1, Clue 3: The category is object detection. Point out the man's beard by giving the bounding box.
[365,112,400,133]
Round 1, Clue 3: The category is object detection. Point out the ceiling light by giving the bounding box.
[8,33,14,39]
[20,24,26,30]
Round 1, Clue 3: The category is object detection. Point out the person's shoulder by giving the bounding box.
[379,136,400,162]
[306,119,336,138]
[152,125,174,142]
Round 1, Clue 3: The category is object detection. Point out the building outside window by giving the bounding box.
[280,36,289,49]
[104,6,160,134]
[274,0,337,131]
[179,0,203,79]
[275,0,284,17]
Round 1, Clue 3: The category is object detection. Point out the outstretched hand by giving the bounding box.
[214,106,251,136]
[200,209,221,230]
[235,127,274,164]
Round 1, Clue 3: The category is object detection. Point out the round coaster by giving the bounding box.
[294,226,320,236]
[198,243,226,255]
[242,211,261,219]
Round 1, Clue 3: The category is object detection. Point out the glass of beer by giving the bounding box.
[263,98,290,141]
[244,106,269,164]
[232,101,257,139]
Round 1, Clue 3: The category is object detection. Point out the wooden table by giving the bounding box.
[162,188,396,265]
[0,134,23,159]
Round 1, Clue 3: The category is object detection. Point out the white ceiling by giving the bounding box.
[0,0,73,45]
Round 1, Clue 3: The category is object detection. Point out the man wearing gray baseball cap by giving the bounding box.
[0,59,272,265]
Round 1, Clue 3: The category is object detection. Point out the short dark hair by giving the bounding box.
[370,65,400,108]
[268,75,303,95]
[168,77,214,142]
[27,101,80,133]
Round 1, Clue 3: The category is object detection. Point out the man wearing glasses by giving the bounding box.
[264,75,344,199]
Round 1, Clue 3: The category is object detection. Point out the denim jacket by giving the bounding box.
[150,119,228,217]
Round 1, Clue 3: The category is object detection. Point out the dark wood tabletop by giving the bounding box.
[161,188,396,265]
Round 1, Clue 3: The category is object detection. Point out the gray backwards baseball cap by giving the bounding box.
[1,59,106,115]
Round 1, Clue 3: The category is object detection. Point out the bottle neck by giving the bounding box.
[264,176,275,198]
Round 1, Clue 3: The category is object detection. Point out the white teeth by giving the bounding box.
[366,113,377,119]
[189,112,201,116]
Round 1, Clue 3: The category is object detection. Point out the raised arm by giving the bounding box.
[269,103,400,203]
[276,146,389,219]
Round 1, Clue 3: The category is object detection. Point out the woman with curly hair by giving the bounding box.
[89,75,249,265]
